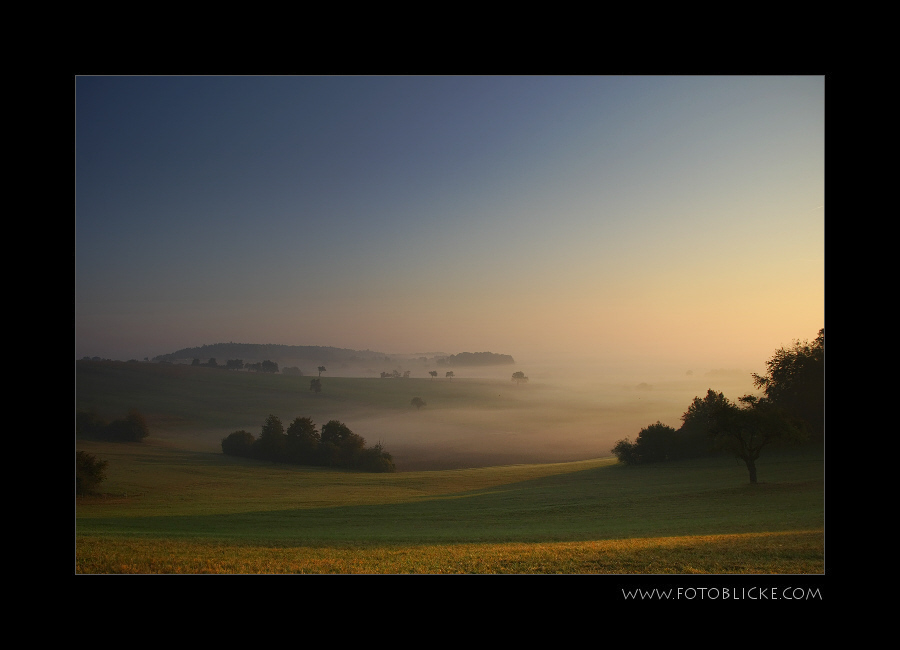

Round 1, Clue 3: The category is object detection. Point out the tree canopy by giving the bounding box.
[683,390,806,483]
[752,328,824,440]
[255,414,287,459]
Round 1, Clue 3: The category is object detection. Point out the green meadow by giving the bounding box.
[75,361,824,574]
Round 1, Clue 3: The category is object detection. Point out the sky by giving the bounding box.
[75,75,824,374]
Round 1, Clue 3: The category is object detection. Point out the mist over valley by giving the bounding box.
[77,344,760,471]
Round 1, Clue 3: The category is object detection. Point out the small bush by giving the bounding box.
[356,442,397,473]
[104,408,150,442]
[221,430,256,458]
[611,437,639,465]
[76,451,108,494]
[611,422,678,465]
[76,410,108,439]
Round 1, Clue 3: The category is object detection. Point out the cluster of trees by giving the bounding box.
[437,352,515,366]
[612,329,823,484]
[221,415,396,473]
[247,360,279,373]
[192,357,220,367]
[76,408,150,442]
[381,370,411,378]
[190,358,279,372]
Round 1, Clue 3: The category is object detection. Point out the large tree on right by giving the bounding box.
[752,328,824,441]
[682,390,805,484]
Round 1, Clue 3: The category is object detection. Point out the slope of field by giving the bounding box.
[75,435,823,573]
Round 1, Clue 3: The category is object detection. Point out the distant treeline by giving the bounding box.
[150,343,516,369]
[76,408,150,442]
[193,358,281,372]
[437,352,515,366]
[153,343,388,365]
[222,415,396,473]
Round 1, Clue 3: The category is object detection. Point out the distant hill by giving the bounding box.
[153,344,515,367]
[153,343,388,365]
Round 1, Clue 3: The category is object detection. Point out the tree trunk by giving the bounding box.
[745,458,758,484]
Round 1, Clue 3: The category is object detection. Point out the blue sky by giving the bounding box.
[75,75,824,371]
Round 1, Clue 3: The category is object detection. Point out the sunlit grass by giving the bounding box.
[75,530,823,574]
[76,442,823,573]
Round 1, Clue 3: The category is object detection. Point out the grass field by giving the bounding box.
[75,361,824,574]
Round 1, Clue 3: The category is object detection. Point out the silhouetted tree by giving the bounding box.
[286,417,320,464]
[511,371,528,385]
[411,397,426,410]
[445,371,454,381]
[310,378,322,394]
[752,328,824,441]
[429,371,438,380]
[682,389,805,484]
[261,359,279,373]
[318,365,326,377]
[321,419,366,468]
[256,414,287,460]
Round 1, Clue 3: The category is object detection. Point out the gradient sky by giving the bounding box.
[75,75,824,372]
